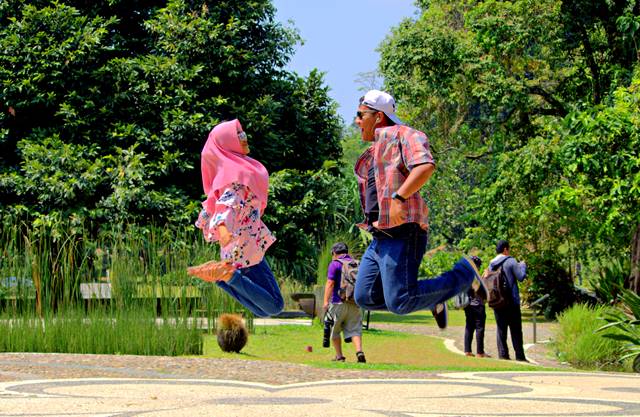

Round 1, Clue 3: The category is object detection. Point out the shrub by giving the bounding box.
[588,258,629,304]
[526,255,576,319]
[597,289,640,372]
[420,247,462,278]
[554,303,626,370]
[216,314,248,353]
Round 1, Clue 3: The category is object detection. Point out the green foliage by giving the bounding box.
[525,255,576,319]
[598,289,640,369]
[315,231,366,286]
[553,73,640,246]
[340,126,369,169]
[0,308,202,355]
[419,247,462,278]
[589,258,630,304]
[0,219,252,321]
[0,0,342,230]
[264,169,352,282]
[554,303,626,370]
[379,0,640,305]
[0,0,346,283]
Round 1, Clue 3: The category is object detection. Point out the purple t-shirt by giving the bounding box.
[327,255,352,304]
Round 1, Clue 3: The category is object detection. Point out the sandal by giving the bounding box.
[332,356,346,362]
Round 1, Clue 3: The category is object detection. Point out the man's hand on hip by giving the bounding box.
[389,198,407,225]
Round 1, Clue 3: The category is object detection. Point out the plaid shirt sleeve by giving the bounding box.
[399,128,435,170]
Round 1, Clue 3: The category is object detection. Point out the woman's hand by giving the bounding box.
[218,224,232,246]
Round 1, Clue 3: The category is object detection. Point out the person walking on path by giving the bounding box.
[463,284,490,358]
[187,119,284,317]
[352,90,487,329]
[489,240,528,361]
[322,242,366,363]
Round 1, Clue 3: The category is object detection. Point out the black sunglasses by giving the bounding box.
[356,109,378,119]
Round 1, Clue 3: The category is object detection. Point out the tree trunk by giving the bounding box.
[630,223,640,295]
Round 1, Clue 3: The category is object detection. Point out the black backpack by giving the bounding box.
[481,257,512,309]
[337,258,359,303]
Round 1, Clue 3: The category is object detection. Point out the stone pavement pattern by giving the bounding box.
[1,322,638,416]
[1,372,639,416]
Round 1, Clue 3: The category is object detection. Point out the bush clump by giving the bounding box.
[554,303,626,370]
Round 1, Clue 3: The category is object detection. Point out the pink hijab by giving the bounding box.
[201,119,269,214]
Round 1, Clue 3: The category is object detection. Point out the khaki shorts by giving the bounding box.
[328,302,362,339]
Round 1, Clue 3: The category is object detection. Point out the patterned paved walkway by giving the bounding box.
[1,322,639,416]
[0,371,639,416]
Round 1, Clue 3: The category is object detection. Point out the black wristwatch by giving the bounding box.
[391,192,406,202]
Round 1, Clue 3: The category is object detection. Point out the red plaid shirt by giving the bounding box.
[354,125,435,230]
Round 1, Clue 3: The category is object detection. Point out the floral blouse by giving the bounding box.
[196,183,275,268]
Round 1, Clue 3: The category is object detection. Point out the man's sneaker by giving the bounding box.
[356,351,366,363]
[431,302,448,329]
[462,255,489,300]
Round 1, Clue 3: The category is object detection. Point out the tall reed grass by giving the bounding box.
[0,221,254,354]
[0,308,202,355]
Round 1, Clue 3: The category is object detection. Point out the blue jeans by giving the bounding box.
[216,259,284,317]
[354,232,476,314]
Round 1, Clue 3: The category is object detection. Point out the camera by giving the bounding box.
[322,313,334,348]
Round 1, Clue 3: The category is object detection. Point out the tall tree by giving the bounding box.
[378,0,640,298]
[0,0,342,227]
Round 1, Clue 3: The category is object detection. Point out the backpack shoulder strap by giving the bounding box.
[492,256,512,271]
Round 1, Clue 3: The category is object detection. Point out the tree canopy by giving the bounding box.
[379,0,640,303]
[0,0,342,228]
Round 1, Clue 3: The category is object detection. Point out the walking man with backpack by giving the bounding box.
[489,240,528,361]
[353,90,487,329]
[323,242,366,363]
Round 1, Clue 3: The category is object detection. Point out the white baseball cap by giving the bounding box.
[361,90,403,125]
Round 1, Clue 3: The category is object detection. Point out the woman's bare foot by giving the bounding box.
[187,260,235,282]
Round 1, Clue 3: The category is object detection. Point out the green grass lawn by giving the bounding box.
[202,324,543,372]
[370,307,551,327]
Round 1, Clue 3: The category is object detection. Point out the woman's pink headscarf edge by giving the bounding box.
[201,119,269,214]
